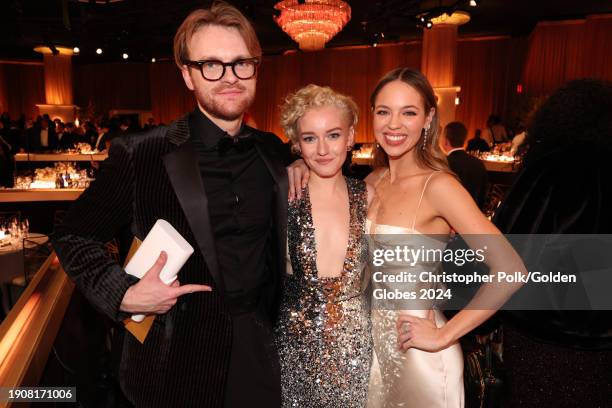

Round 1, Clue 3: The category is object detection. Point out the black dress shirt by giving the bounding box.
[189,108,274,296]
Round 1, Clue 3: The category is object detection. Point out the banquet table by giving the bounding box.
[481,159,518,173]
[14,153,108,162]
[0,188,85,202]
[0,233,49,313]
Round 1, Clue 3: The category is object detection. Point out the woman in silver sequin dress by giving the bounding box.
[276,84,373,408]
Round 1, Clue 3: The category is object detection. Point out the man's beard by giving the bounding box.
[196,84,254,121]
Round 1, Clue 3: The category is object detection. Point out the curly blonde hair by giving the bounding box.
[280,84,358,152]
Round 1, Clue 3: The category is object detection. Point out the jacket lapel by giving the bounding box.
[162,115,222,290]
[254,136,288,277]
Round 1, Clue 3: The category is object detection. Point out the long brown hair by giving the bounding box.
[370,68,449,172]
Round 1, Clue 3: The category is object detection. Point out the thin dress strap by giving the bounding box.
[373,168,389,189]
[411,171,438,231]
[367,169,389,234]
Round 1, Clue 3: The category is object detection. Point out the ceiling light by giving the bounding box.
[426,20,433,29]
[122,53,129,60]
[151,57,156,63]
[73,46,80,54]
[430,11,471,26]
[274,0,351,51]
[469,0,477,7]
[96,48,103,55]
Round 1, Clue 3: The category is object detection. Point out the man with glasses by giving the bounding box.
[53,2,288,407]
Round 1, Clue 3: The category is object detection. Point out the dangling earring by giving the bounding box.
[422,126,430,150]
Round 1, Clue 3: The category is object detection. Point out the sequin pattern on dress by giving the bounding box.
[277,177,372,408]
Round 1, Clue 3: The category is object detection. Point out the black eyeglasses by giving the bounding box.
[184,58,260,81]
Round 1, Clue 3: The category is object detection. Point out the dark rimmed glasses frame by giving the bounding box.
[184,58,260,81]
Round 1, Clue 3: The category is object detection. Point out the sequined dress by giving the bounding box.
[277,177,372,408]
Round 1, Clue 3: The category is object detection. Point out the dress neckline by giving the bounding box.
[303,176,357,280]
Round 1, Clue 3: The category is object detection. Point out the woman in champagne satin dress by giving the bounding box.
[362,68,525,408]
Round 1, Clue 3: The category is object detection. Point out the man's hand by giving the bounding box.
[287,159,309,201]
[119,251,212,315]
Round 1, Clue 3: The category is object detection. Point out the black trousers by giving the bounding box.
[224,310,281,408]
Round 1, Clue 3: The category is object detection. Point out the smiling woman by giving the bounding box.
[365,68,526,408]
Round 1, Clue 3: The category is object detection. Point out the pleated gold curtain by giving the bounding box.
[43,54,73,105]
[522,15,612,96]
[455,37,527,139]
[0,62,44,120]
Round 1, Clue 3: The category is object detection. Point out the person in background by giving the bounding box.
[466,129,490,153]
[32,118,58,151]
[0,121,13,187]
[93,122,112,152]
[56,122,76,150]
[276,84,372,407]
[443,121,488,210]
[510,124,527,156]
[81,121,98,148]
[481,115,508,147]
[494,78,612,408]
[143,117,157,131]
[119,119,131,134]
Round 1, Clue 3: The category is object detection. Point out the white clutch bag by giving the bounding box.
[124,219,194,322]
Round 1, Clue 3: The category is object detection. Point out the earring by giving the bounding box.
[347,145,353,151]
[422,126,429,150]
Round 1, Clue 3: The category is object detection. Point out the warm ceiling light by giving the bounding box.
[151,57,156,63]
[96,48,103,55]
[33,46,74,56]
[274,0,351,51]
[430,11,471,26]
[469,0,477,6]
[122,53,129,60]
[73,46,80,54]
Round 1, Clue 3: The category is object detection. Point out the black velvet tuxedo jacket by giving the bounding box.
[52,114,288,407]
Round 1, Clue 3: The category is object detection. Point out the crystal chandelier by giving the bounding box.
[274,0,351,51]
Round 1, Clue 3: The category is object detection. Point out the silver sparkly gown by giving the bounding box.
[277,177,372,408]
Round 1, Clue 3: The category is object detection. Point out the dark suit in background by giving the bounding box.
[447,148,488,210]
[27,124,57,151]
